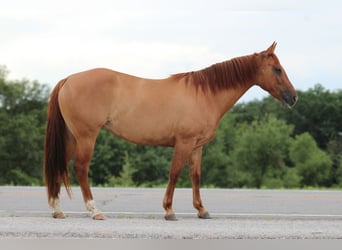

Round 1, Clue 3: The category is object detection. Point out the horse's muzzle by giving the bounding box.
[281,91,298,108]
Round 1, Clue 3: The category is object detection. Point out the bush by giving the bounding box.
[289,133,332,187]
[228,115,294,188]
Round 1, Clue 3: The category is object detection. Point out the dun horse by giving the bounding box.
[44,42,297,220]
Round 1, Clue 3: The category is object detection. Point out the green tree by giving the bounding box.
[0,66,49,185]
[231,84,342,151]
[289,132,332,187]
[227,115,294,188]
[106,151,135,187]
[335,154,342,187]
[89,130,134,185]
[131,146,172,187]
[283,85,342,150]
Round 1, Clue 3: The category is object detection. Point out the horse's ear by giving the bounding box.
[266,42,277,55]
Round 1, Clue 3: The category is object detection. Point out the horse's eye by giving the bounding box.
[273,67,282,75]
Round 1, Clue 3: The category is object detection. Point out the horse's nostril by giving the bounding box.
[292,95,298,105]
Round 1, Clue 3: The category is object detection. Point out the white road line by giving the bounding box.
[2,210,342,219]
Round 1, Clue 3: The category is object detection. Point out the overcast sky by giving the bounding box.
[1,0,341,102]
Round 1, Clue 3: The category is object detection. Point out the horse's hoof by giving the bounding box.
[92,213,105,220]
[52,211,66,219]
[164,213,178,221]
[198,211,211,219]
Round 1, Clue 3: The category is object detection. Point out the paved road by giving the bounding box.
[0,186,341,239]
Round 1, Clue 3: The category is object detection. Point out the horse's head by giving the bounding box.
[255,42,298,108]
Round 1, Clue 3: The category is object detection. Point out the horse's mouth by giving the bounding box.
[281,91,298,109]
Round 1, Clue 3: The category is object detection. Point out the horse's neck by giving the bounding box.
[211,83,254,120]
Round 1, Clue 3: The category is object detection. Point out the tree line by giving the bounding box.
[1,66,341,188]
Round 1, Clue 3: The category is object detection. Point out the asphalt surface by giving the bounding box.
[0,186,342,239]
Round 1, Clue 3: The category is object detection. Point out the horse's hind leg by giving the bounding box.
[50,186,64,219]
[50,133,75,219]
[73,135,104,220]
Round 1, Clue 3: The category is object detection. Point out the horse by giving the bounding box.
[44,42,297,220]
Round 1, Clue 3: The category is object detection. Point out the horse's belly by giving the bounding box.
[104,119,175,147]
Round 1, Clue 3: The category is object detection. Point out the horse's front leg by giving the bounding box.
[163,139,196,220]
[189,146,210,219]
